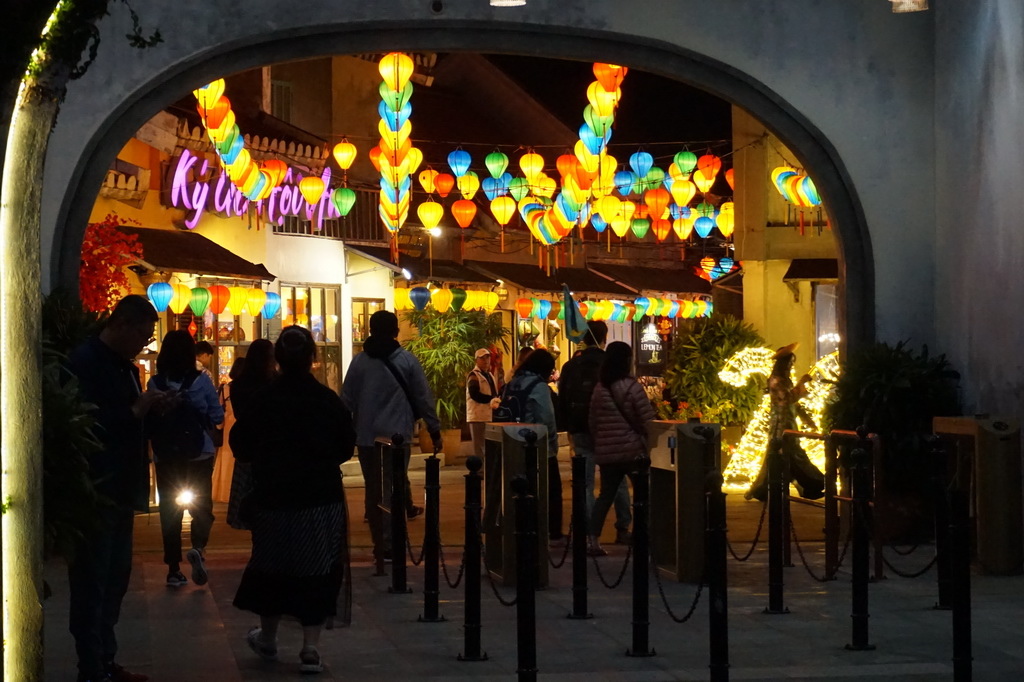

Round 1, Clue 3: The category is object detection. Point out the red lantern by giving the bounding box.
[434,173,455,198]
[208,285,230,315]
[515,297,534,318]
[452,199,477,228]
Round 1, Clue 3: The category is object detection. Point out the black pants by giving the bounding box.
[357,444,413,558]
[155,456,215,567]
[68,505,135,679]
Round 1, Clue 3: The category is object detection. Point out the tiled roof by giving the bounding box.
[119,226,274,281]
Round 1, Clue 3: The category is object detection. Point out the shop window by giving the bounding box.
[271,80,292,122]
[280,283,342,391]
[351,298,385,356]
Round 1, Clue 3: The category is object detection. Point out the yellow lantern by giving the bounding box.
[407,147,424,174]
[394,287,411,311]
[298,176,326,205]
[716,201,736,238]
[417,200,444,230]
[519,151,545,181]
[226,286,249,316]
[670,180,697,207]
[379,52,414,91]
[574,140,600,173]
[193,79,225,109]
[431,288,454,312]
[534,174,557,198]
[490,196,516,226]
[168,284,192,314]
[484,291,500,312]
[332,140,357,170]
[457,172,481,200]
[693,168,715,193]
[246,288,267,316]
[419,169,438,194]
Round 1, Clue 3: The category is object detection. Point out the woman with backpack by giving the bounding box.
[497,348,564,541]
[146,329,224,588]
[587,342,655,557]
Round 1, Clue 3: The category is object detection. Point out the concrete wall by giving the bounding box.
[934,1,1024,415]
[44,2,935,376]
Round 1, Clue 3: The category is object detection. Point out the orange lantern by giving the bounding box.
[434,173,455,198]
[644,188,671,220]
[332,140,357,170]
[298,176,325,205]
[556,154,577,180]
[417,200,444,230]
[368,146,382,172]
[515,297,534,318]
[725,168,735,190]
[651,218,671,241]
[592,63,628,91]
[700,257,716,276]
[260,160,288,187]
[697,154,722,178]
[208,285,230,315]
[452,199,477,228]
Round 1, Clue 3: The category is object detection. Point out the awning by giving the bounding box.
[587,262,712,295]
[347,245,495,284]
[466,261,634,297]
[783,258,839,281]
[119,226,275,281]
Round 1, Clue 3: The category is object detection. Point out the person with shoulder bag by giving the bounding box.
[146,330,224,588]
[586,341,655,557]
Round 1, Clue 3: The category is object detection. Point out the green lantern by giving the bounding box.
[188,287,211,316]
[674,150,697,175]
[450,288,467,312]
[630,218,651,239]
[508,177,530,202]
[485,151,509,179]
[331,187,357,216]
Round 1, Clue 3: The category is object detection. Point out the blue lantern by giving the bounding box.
[447,149,471,178]
[409,286,431,311]
[537,299,552,320]
[147,282,173,312]
[694,216,715,238]
[261,291,282,319]
[591,213,608,233]
[614,170,638,195]
[629,151,654,179]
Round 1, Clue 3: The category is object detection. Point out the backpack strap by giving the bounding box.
[379,354,421,420]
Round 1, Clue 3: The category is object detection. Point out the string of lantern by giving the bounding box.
[393,287,500,312]
[513,296,711,321]
[145,282,282,319]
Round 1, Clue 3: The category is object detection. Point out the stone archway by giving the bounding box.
[50,24,873,350]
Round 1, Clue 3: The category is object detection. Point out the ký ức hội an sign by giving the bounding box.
[165,149,341,230]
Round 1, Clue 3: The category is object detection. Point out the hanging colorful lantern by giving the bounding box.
[490,196,516,226]
[431,288,454,312]
[409,286,431,311]
[515,297,534,318]
[298,176,326,205]
[331,187,357,217]
[147,282,173,313]
[447,149,471,177]
[332,140,357,170]
[452,199,477,228]
[457,171,481,200]
[188,287,211,317]
[519,152,545,182]
[450,288,467,312]
[168,284,192,315]
[225,286,249,316]
[261,292,282,319]
[537,299,552,320]
[485,151,509,179]
[379,52,414,91]
[246,288,267,316]
[716,201,736,238]
[484,292,499,313]
[393,287,411,311]
[417,200,444,230]
[434,173,455,198]
[208,285,230,315]
[418,168,439,194]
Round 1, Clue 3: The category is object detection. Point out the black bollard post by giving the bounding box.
[705,469,729,680]
[949,487,973,680]
[824,436,839,579]
[929,436,952,610]
[388,435,412,594]
[782,437,793,568]
[458,456,488,662]
[627,459,656,657]
[419,453,444,622]
[845,444,875,650]
[764,439,788,614]
[520,428,539,495]
[568,453,593,619]
[513,475,538,681]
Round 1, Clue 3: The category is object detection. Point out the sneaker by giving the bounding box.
[246,627,278,662]
[166,571,187,587]
[587,545,608,557]
[187,548,208,586]
[299,646,324,674]
[614,530,632,545]
[406,505,424,520]
[106,662,149,682]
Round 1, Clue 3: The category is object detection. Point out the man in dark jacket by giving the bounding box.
[342,310,442,562]
[67,294,168,682]
[556,321,632,544]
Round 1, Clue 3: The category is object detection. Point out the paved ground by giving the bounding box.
[43,455,1024,681]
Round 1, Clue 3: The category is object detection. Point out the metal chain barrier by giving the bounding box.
[726,498,768,561]
[475,521,518,607]
[650,550,705,623]
[591,542,633,589]
[788,513,853,583]
[548,522,572,569]
[406,535,427,567]
[438,539,467,589]
[887,542,923,556]
[881,546,938,578]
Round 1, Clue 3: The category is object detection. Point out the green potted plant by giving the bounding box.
[661,315,768,429]
[404,308,508,459]
[824,340,960,541]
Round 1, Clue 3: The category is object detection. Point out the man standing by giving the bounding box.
[195,340,214,379]
[557,321,632,545]
[342,310,442,562]
[466,347,500,458]
[67,294,168,682]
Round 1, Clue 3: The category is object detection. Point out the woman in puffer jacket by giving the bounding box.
[587,342,655,556]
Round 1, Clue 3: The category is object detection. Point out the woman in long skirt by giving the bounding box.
[229,326,355,674]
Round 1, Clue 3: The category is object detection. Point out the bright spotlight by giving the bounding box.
[176,489,195,506]
[401,268,412,280]
[428,227,442,238]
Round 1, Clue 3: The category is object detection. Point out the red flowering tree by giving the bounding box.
[79,214,144,312]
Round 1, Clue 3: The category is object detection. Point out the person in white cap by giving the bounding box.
[466,348,501,458]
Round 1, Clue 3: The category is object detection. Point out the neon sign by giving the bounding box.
[168,149,341,230]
